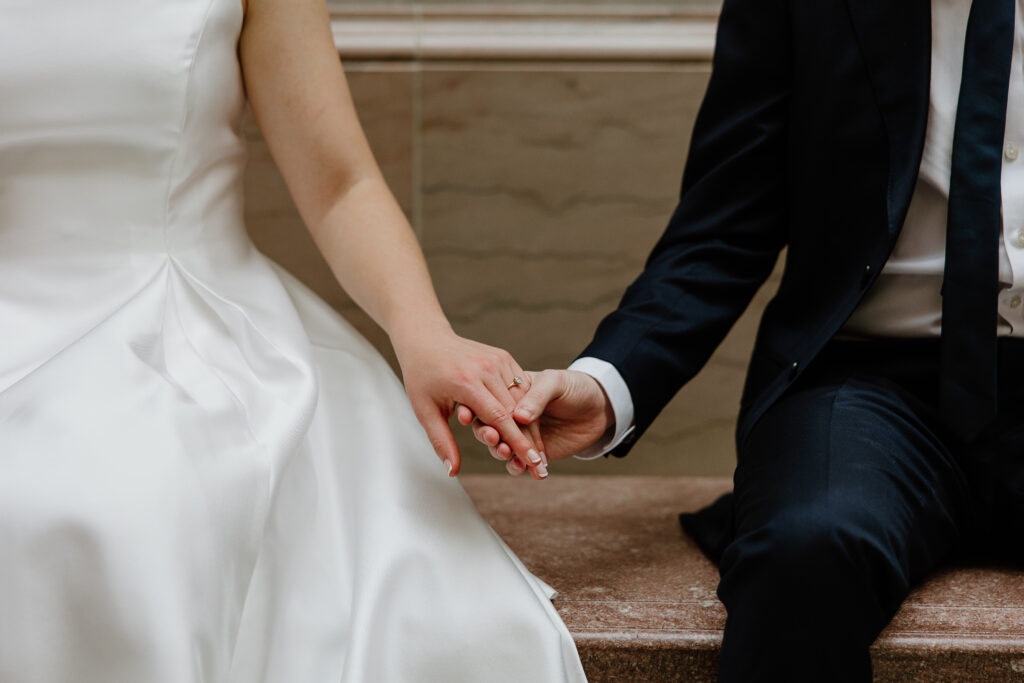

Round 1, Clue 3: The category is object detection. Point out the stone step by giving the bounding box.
[462,475,1024,682]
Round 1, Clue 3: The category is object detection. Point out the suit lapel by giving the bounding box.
[845,0,931,239]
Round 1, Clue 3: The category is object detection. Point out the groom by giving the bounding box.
[467,0,1024,680]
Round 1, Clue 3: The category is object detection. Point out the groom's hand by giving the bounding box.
[458,370,615,474]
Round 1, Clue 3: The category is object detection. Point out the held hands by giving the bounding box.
[391,323,549,479]
[457,370,615,477]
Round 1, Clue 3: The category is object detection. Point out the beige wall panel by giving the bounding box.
[419,66,707,261]
[244,66,415,370]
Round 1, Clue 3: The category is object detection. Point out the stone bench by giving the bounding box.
[462,475,1024,682]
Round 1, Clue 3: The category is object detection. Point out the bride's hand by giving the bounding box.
[391,323,548,480]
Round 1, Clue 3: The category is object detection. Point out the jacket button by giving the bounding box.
[789,361,799,380]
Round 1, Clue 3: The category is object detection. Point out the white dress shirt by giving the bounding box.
[573,0,1024,459]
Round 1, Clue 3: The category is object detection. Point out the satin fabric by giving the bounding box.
[0,1,586,681]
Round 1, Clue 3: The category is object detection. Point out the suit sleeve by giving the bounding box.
[580,0,792,452]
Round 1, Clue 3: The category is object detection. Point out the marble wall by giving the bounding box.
[244,3,780,476]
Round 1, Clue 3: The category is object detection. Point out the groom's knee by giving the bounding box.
[717,502,906,622]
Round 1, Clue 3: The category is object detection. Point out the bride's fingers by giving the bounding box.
[461,359,544,477]
[494,441,512,460]
[505,369,548,480]
[455,403,476,426]
[468,386,545,470]
[472,383,545,474]
[467,416,512,462]
[467,411,518,463]
[479,428,512,458]
[517,419,544,480]
[413,402,461,477]
[506,456,527,476]
[504,362,532,397]
[460,405,514,464]
[471,420,501,447]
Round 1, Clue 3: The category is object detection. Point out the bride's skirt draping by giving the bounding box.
[0,252,586,683]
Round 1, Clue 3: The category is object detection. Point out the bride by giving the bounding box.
[0,0,586,680]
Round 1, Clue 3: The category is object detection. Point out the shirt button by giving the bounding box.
[1007,142,1020,162]
[1012,295,1022,309]
[1015,230,1024,249]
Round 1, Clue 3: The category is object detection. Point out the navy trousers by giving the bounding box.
[682,339,1024,682]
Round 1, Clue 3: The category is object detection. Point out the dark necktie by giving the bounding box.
[940,0,1015,441]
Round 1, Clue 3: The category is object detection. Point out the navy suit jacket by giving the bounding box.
[581,0,933,454]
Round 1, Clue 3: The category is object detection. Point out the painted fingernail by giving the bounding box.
[527,449,542,465]
[536,463,549,478]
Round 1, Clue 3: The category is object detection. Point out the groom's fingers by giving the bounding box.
[513,369,564,424]
[482,412,545,479]
[451,385,543,478]
[461,375,547,477]
[466,387,542,472]
[470,415,544,470]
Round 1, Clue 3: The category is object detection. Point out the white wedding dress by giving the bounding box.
[0,1,586,681]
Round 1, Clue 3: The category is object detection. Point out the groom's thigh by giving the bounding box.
[723,371,973,622]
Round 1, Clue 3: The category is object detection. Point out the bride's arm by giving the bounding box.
[238,0,547,479]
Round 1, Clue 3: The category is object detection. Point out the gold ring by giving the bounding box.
[506,376,524,390]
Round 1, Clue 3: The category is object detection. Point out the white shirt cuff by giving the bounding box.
[566,357,636,460]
